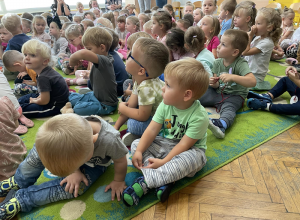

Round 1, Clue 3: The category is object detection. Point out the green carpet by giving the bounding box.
[14,61,299,220]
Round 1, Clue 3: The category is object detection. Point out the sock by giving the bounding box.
[157,190,163,201]
[219,119,228,129]
[265,103,271,111]
[123,177,148,206]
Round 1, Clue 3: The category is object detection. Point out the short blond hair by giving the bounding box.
[82,26,113,52]
[65,23,84,39]
[164,58,209,99]
[126,4,136,10]
[2,50,24,68]
[22,18,32,32]
[134,38,169,78]
[73,15,83,23]
[77,2,84,8]
[127,32,152,49]
[143,20,152,31]
[96,17,113,29]
[81,19,95,28]
[22,39,51,60]
[32,16,47,36]
[1,13,21,34]
[36,114,93,177]
[59,16,71,24]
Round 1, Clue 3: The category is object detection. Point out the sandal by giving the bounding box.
[14,125,28,135]
[155,183,174,203]
[18,114,34,128]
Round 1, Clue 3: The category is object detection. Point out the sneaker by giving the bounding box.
[122,133,140,146]
[0,177,20,198]
[155,183,174,203]
[208,119,225,139]
[247,91,272,103]
[286,58,298,65]
[0,191,20,220]
[247,98,269,110]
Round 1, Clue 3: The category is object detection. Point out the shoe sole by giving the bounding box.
[247,91,272,103]
[122,133,140,146]
[208,120,225,139]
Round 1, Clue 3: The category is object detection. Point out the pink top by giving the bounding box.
[124,32,131,50]
[69,44,88,68]
[1,43,7,51]
[157,35,167,45]
[32,32,51,46]
[0,96,27,180]
[172,51,195,61]
[206,36,220,52]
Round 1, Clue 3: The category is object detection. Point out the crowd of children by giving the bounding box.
[0,0,300,218]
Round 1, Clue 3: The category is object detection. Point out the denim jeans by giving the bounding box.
[127,116,152,136]
[14,145,107,212]
[69,91,117,115]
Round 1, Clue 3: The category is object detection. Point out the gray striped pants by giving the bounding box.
[131,136,207,188]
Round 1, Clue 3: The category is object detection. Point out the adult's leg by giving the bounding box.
[138,0,145,13]
[145,0,151,11]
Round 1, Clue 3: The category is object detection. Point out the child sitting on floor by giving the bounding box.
[68,27,118,116]
[219,0,236,36]
[0,113,128,220]
[143,20,158,39]
[114,38,169,146]
[200,29,256,139]
[122,58,209,206]
[115,15,128,48]
[18,39,69,118]
[247,66,300,116]
[3,50,37,97]
[0,96,27,180]
[32,15,51,46]
[243,7,282,90]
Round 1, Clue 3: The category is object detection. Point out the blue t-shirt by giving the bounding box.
[220,18,232,35]
[109,50,128,96]
[5,34,30,52]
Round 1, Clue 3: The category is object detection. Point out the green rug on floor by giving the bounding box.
[13,61,300,220]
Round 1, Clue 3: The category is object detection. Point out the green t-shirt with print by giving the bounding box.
[152,100,209,150]
[212,57,252,99]
[132,78,164,116]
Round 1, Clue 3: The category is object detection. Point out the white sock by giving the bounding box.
[265,103,271,111]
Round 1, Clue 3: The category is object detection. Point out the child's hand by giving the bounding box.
[132,151,143,169]
[287,44,297,50]
[286,66,299,78]
[29,97,37,104]
[17,72,28,79]
[249,25,257,36]
[22,79,31,85]
[124,83,132,96]
[60,170,89,198]
[105,180,127,201]
[219,73,235,83]
[209,77,219,86]
[143,158,165,169]
[118,102,128,114]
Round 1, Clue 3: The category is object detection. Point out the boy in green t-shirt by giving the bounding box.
[200,29,257,139]
[122,58,210,207]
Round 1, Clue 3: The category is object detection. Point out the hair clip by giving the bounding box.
[97,23,105,27]
[252,4,256,8]
[193,35,197,38]
[47,15,62,29]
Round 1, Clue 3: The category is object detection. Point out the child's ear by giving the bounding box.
[267,24,274,33]
[79,36,82,41]
[246,16,251,23]
[99,44,106,52]
[42,58,50,66]
[160,24,164,30]
[13,62,22,67]
[183,90,193,101]
[232,48,239,57]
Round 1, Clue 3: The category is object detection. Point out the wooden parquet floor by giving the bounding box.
[132,123,300,220]
[3,124,300,220]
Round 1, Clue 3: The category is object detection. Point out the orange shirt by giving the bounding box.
[26,67,37,83]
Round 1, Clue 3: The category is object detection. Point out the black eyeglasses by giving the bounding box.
[127,51,149,77]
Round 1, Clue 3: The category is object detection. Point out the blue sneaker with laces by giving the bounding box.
[208,119,225,139]
[247,98,270,110]
[247,91,272,103]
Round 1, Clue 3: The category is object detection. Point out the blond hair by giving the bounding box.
[258,7,282,43]
[41,12,53,20]
[221,0,237,14]
[1,13,21,34]
[81,19,95,28]
[139,13,151,24]
[77,2,84,8]
[126,16,140,31]
[36,114,93,177]
[96,17,113,29]
[282,7,295,18]
[2,50,24,68]
[65,24,84,39]
[134,38,169,78]
[231,1,257,28]
[164,58,209,99]
[203,15,220,39]
[73,15,83,23]
[103,12,116,29]
[32,16,46,37]
[21,12,33,21]
[59,16,71,24]
[126,4,136,10]
[120,9,129,16]
[22,39,52,66]
[82,26,113,51]
[127,32,152,49]
[89,0,99,9]
[143,20,153,31]
[185,26,206,53]
[185,1,195,11]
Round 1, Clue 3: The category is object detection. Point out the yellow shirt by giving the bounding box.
[26,67,37,83]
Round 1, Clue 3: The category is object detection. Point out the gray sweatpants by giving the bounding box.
[131,136,207,188]
[199,87,244,127]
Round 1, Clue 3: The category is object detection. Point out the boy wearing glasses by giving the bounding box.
[68,27,119,116]
[114,38,169,146]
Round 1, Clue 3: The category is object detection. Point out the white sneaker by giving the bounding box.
[122,133,140,146]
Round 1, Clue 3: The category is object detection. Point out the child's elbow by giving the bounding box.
[249,75,257,87]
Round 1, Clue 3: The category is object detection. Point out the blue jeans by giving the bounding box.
[69,91,117,115]
[156,0,167,8]
[127,116,152,136]
[18,93,62,118]
[14,145,107,212]
[269,77,300,115]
